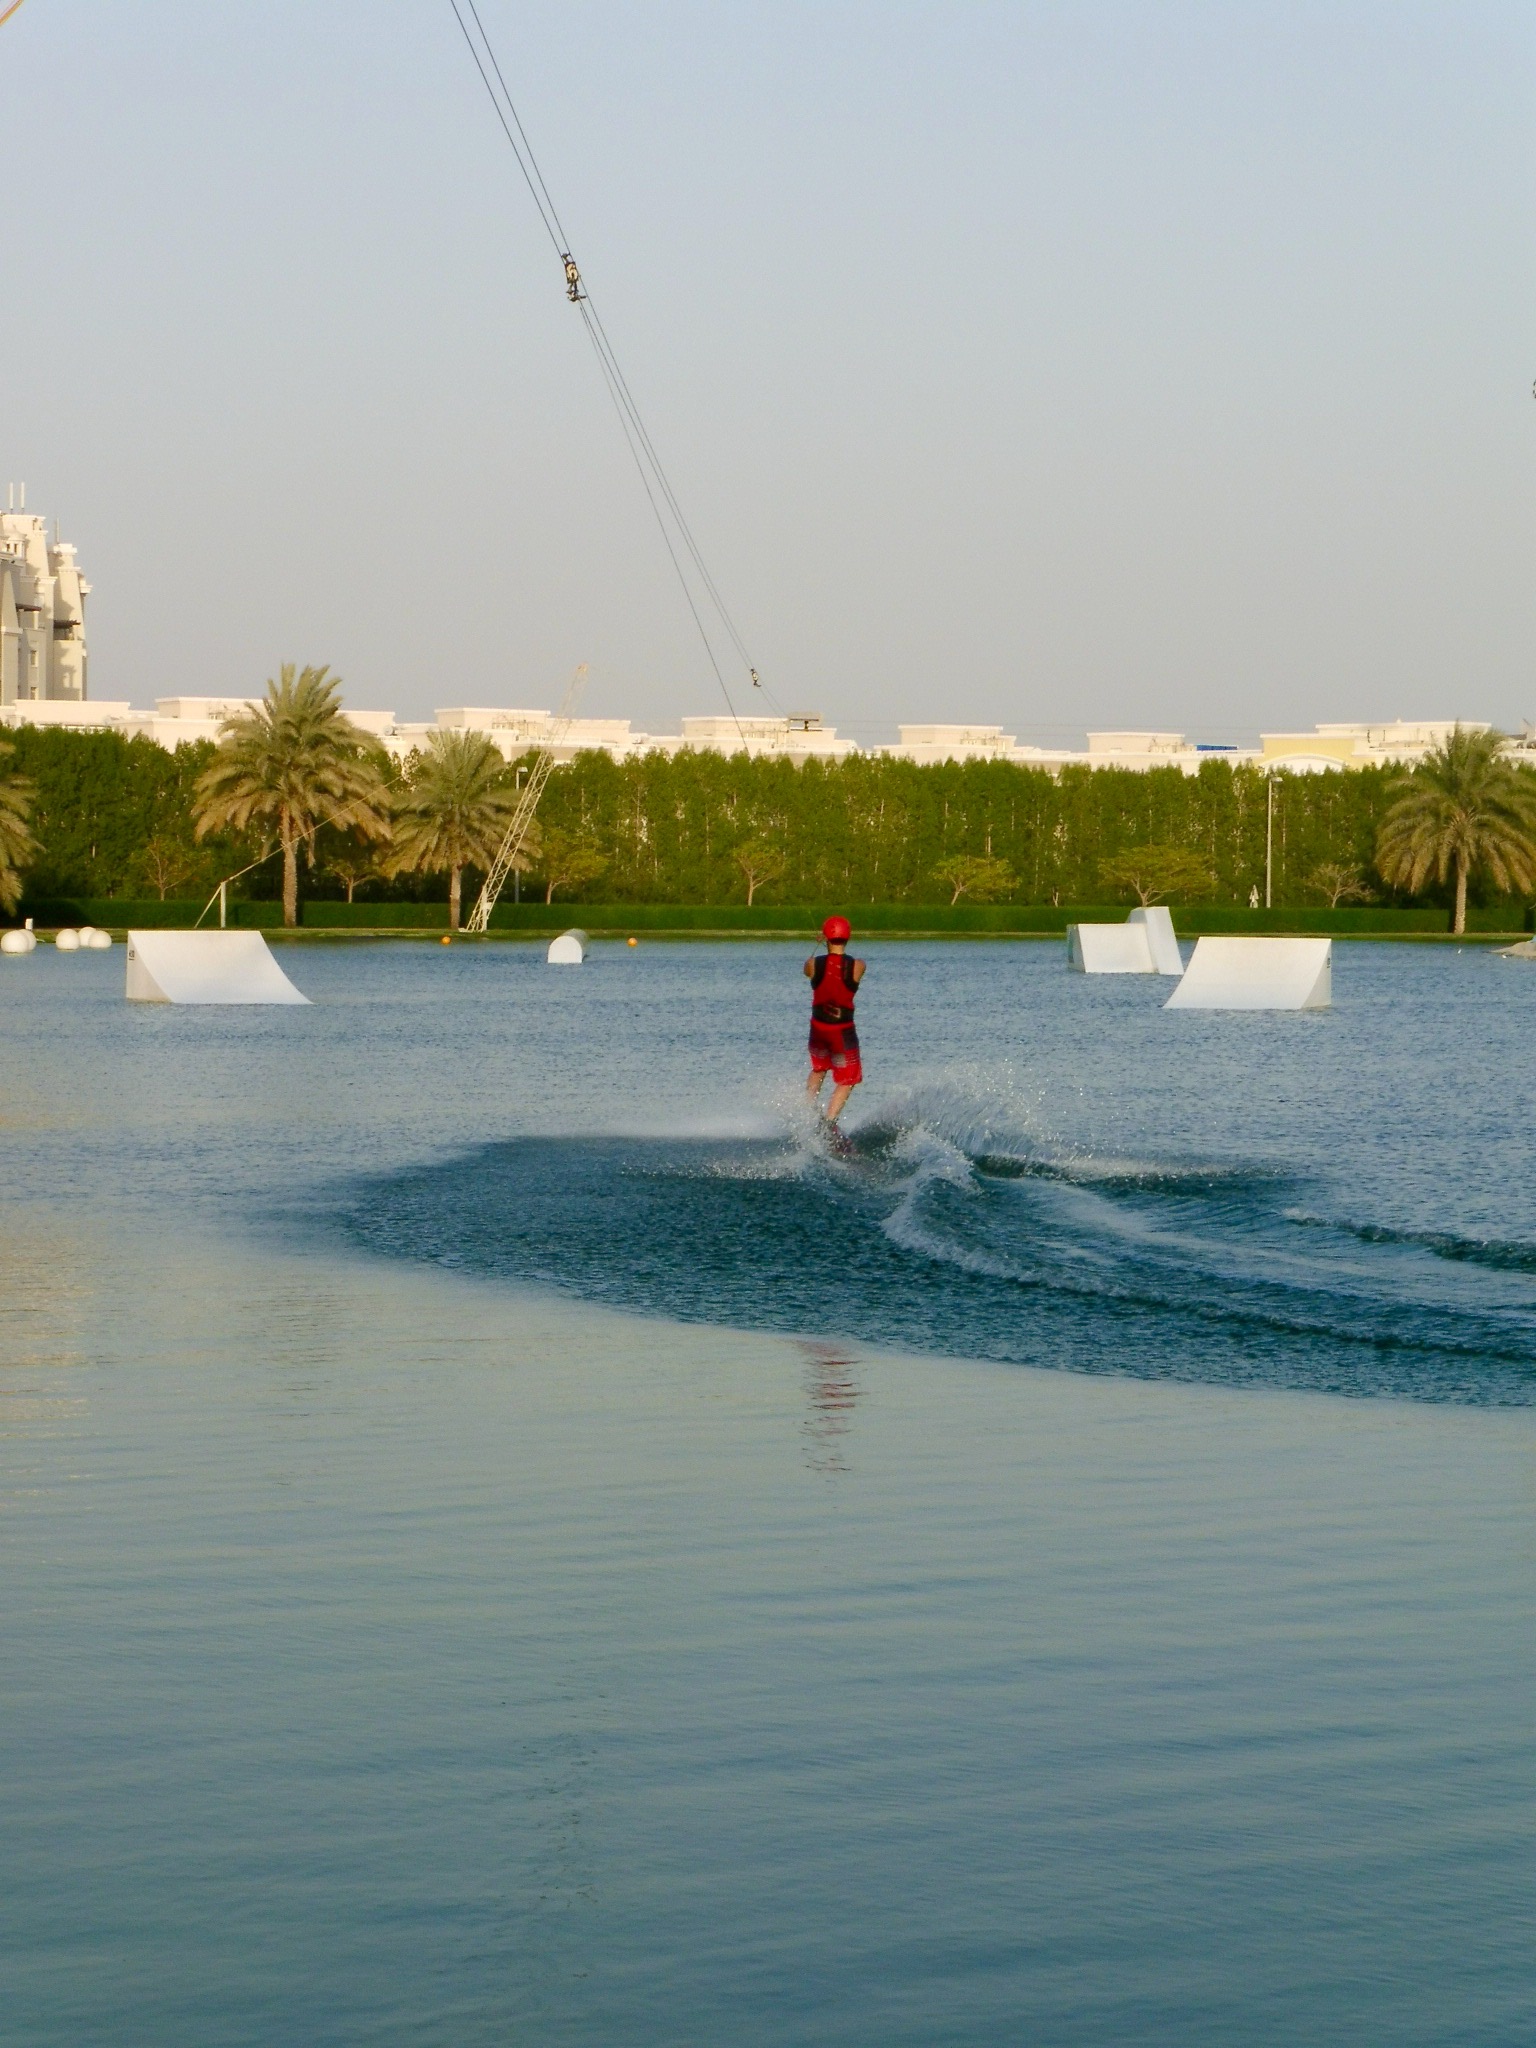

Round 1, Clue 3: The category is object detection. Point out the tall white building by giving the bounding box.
[0,491,89,706]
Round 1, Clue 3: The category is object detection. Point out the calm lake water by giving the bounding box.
[3,939,1533,2044]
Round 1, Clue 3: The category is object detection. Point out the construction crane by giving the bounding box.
[463,664,588,933]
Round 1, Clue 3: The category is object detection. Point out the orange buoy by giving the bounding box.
[628,936,638,947]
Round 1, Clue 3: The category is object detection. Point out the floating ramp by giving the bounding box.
[1068,904,1184,976]
[1164,936,1331,1011]
[546,928,589,964]
[126,930,310,1005]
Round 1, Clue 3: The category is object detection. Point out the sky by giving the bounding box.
[2,0,1533,745]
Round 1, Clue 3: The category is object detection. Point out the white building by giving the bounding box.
[1255,720,1489,772]
[0,502,1497,784]
[1079,731,1209,773]
[881,719,1501,776]
[126,697,264,747]
[371,706,652,765]
[645,714,857,764]
[3,695,1495,775]
[882,724,1021,765]
[0,491,90,707]
[881,724,1215,774]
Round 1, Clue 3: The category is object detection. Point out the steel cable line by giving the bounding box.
[573,299,741,709]
[457,0,766,697]
[447,0,776,727]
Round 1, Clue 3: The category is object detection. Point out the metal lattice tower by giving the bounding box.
[463,665,588,933]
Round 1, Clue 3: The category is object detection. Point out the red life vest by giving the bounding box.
[810,950,860,1024]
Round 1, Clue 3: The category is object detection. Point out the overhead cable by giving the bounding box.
[447,0,774,727]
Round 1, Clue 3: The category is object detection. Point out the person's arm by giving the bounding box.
[804,957,815,979]
[851,959,866,985]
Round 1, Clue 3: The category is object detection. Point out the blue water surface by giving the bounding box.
[2,938,1533,2045]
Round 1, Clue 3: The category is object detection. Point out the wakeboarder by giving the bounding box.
[805,916,865,1128]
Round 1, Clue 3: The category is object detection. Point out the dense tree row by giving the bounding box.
[5,714,1529,919]
[526,749,1403,907]
[7,726,236,904]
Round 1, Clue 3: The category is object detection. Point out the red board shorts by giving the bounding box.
[808,1019,863,1086]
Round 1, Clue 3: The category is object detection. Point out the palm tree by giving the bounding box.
[388,729,520,930]
[1375,726,1536,935]
[0,740,35,912]
[193,665,390,926]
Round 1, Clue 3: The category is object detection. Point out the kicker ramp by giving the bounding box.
[1068,904,1184,975]
[126,930,310,1005]
[1068,922,1155,972]
[1164,936,1331,1010]
[546,929,589,964]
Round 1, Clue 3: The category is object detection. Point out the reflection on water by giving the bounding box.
[799,1340,863,1474]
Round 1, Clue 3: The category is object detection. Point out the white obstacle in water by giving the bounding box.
[1164,936,1331,1010]
[546,929,589,965]
[1,923,37,955]
[125,930,310,1005]
[1068,922,1157,973]
[84,926,111,950]
[54,928,81,951]
[1068,903,1184,976]
[1128,905,1184,975]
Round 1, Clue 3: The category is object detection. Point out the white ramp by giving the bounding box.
[1164,936,1331,1011]
[126,930,310,1005]
[546,928,589,965]
[1128,905,1184,975]
[1068,922,1157,973]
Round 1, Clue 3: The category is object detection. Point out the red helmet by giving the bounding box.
[822,915,852,942]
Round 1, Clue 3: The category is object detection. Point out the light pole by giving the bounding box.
[513,765,527,904]
[1265,773,1274,910]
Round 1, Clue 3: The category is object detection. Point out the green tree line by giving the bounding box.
[7,716,1533,919]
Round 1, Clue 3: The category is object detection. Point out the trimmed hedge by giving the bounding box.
[22,897,285,929]
[302,902,450,929]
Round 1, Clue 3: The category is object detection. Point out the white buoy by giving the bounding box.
[84,927,112,950]
[546,928,589,965]
[54,928,81,951]
[1,928,37,955]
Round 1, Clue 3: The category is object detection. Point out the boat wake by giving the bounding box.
[322,1084,1536,1405]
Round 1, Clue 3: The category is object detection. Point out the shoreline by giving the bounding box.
[18,923,1529,945]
